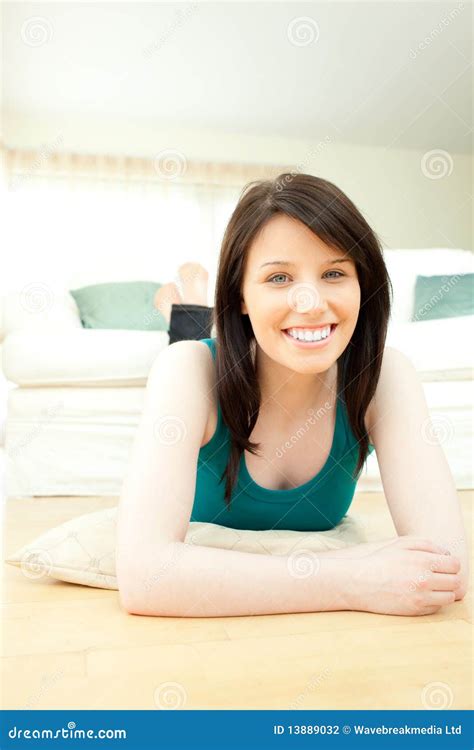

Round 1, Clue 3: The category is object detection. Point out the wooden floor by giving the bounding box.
[1,491,472,710]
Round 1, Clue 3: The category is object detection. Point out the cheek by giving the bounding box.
[338,282,360,317]
[251,290,286,319]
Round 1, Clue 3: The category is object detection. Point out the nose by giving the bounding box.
[289,281,329,315]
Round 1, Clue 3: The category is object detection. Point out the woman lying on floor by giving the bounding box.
[116,172,468,618]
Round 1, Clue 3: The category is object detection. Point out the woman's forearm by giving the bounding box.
[119,541,356,617]
[315,538,399,559]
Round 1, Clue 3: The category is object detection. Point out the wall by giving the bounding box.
[5,111,472,251]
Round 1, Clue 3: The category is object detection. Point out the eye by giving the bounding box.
[324,270,345,279]
[267,273,290,284]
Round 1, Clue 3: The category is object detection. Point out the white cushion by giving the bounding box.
[2,290,82,337]
[386,315,474,380]
[4,507,369,590]
[0,299,4,343]
[2,328,170,386]
[383,248,473,323]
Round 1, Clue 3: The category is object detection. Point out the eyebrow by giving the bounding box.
[259,258,352,269]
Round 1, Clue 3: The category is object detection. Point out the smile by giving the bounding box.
[282,324,337,348]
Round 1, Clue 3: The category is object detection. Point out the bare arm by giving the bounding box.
[116,342,461,618]
[115,341,355,617]
[129,541,354,617]
[367,347,469,599]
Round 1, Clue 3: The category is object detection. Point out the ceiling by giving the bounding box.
[3,1,473,152]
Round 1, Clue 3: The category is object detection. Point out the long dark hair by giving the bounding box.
[211,172,392,507]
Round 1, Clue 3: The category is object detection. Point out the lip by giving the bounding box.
[282,323,337,348]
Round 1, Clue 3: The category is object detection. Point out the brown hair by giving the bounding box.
[211,172,392,507]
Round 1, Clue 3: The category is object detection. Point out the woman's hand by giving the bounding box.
[346,536,462,616]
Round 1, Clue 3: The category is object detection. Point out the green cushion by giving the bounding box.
[411,273,474,321]
[70,281,169,331]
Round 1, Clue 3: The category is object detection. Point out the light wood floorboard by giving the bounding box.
[2,491,472,710]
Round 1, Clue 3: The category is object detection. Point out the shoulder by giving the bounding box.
[364,346,415,439]
[147,340,216,415]
[147,340,217,447]
[149,339,215,378]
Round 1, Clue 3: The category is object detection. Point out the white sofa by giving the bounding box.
[1,248,473,497]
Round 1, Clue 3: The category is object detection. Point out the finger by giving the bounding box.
[419,605,442,616]
[430,573,460,592]
[428,554,461,574]
[400,537,451,555]
[425,590,456,606]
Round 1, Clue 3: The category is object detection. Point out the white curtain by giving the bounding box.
[1,146,290,300]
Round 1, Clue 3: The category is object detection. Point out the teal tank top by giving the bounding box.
[191,338,375,532]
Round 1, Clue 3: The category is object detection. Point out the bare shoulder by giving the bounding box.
[149,339,214,378]
[365,346,413,437]
[148,340,217,446]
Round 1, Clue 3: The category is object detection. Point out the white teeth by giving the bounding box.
[287,326,331,342]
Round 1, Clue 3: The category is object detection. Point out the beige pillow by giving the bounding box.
[4,507,369,590]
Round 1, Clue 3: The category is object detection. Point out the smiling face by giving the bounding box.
[240,213,361,375]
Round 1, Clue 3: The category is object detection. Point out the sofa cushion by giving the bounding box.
[2,289,82,338]
[2,328,170,386]
[70,281,168,331]
[386,315,473,380]
[383,248,473,323]
[411,273,474,321]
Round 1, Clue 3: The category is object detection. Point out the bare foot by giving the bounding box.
[177,262,209,306]
[153,282,182,325]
